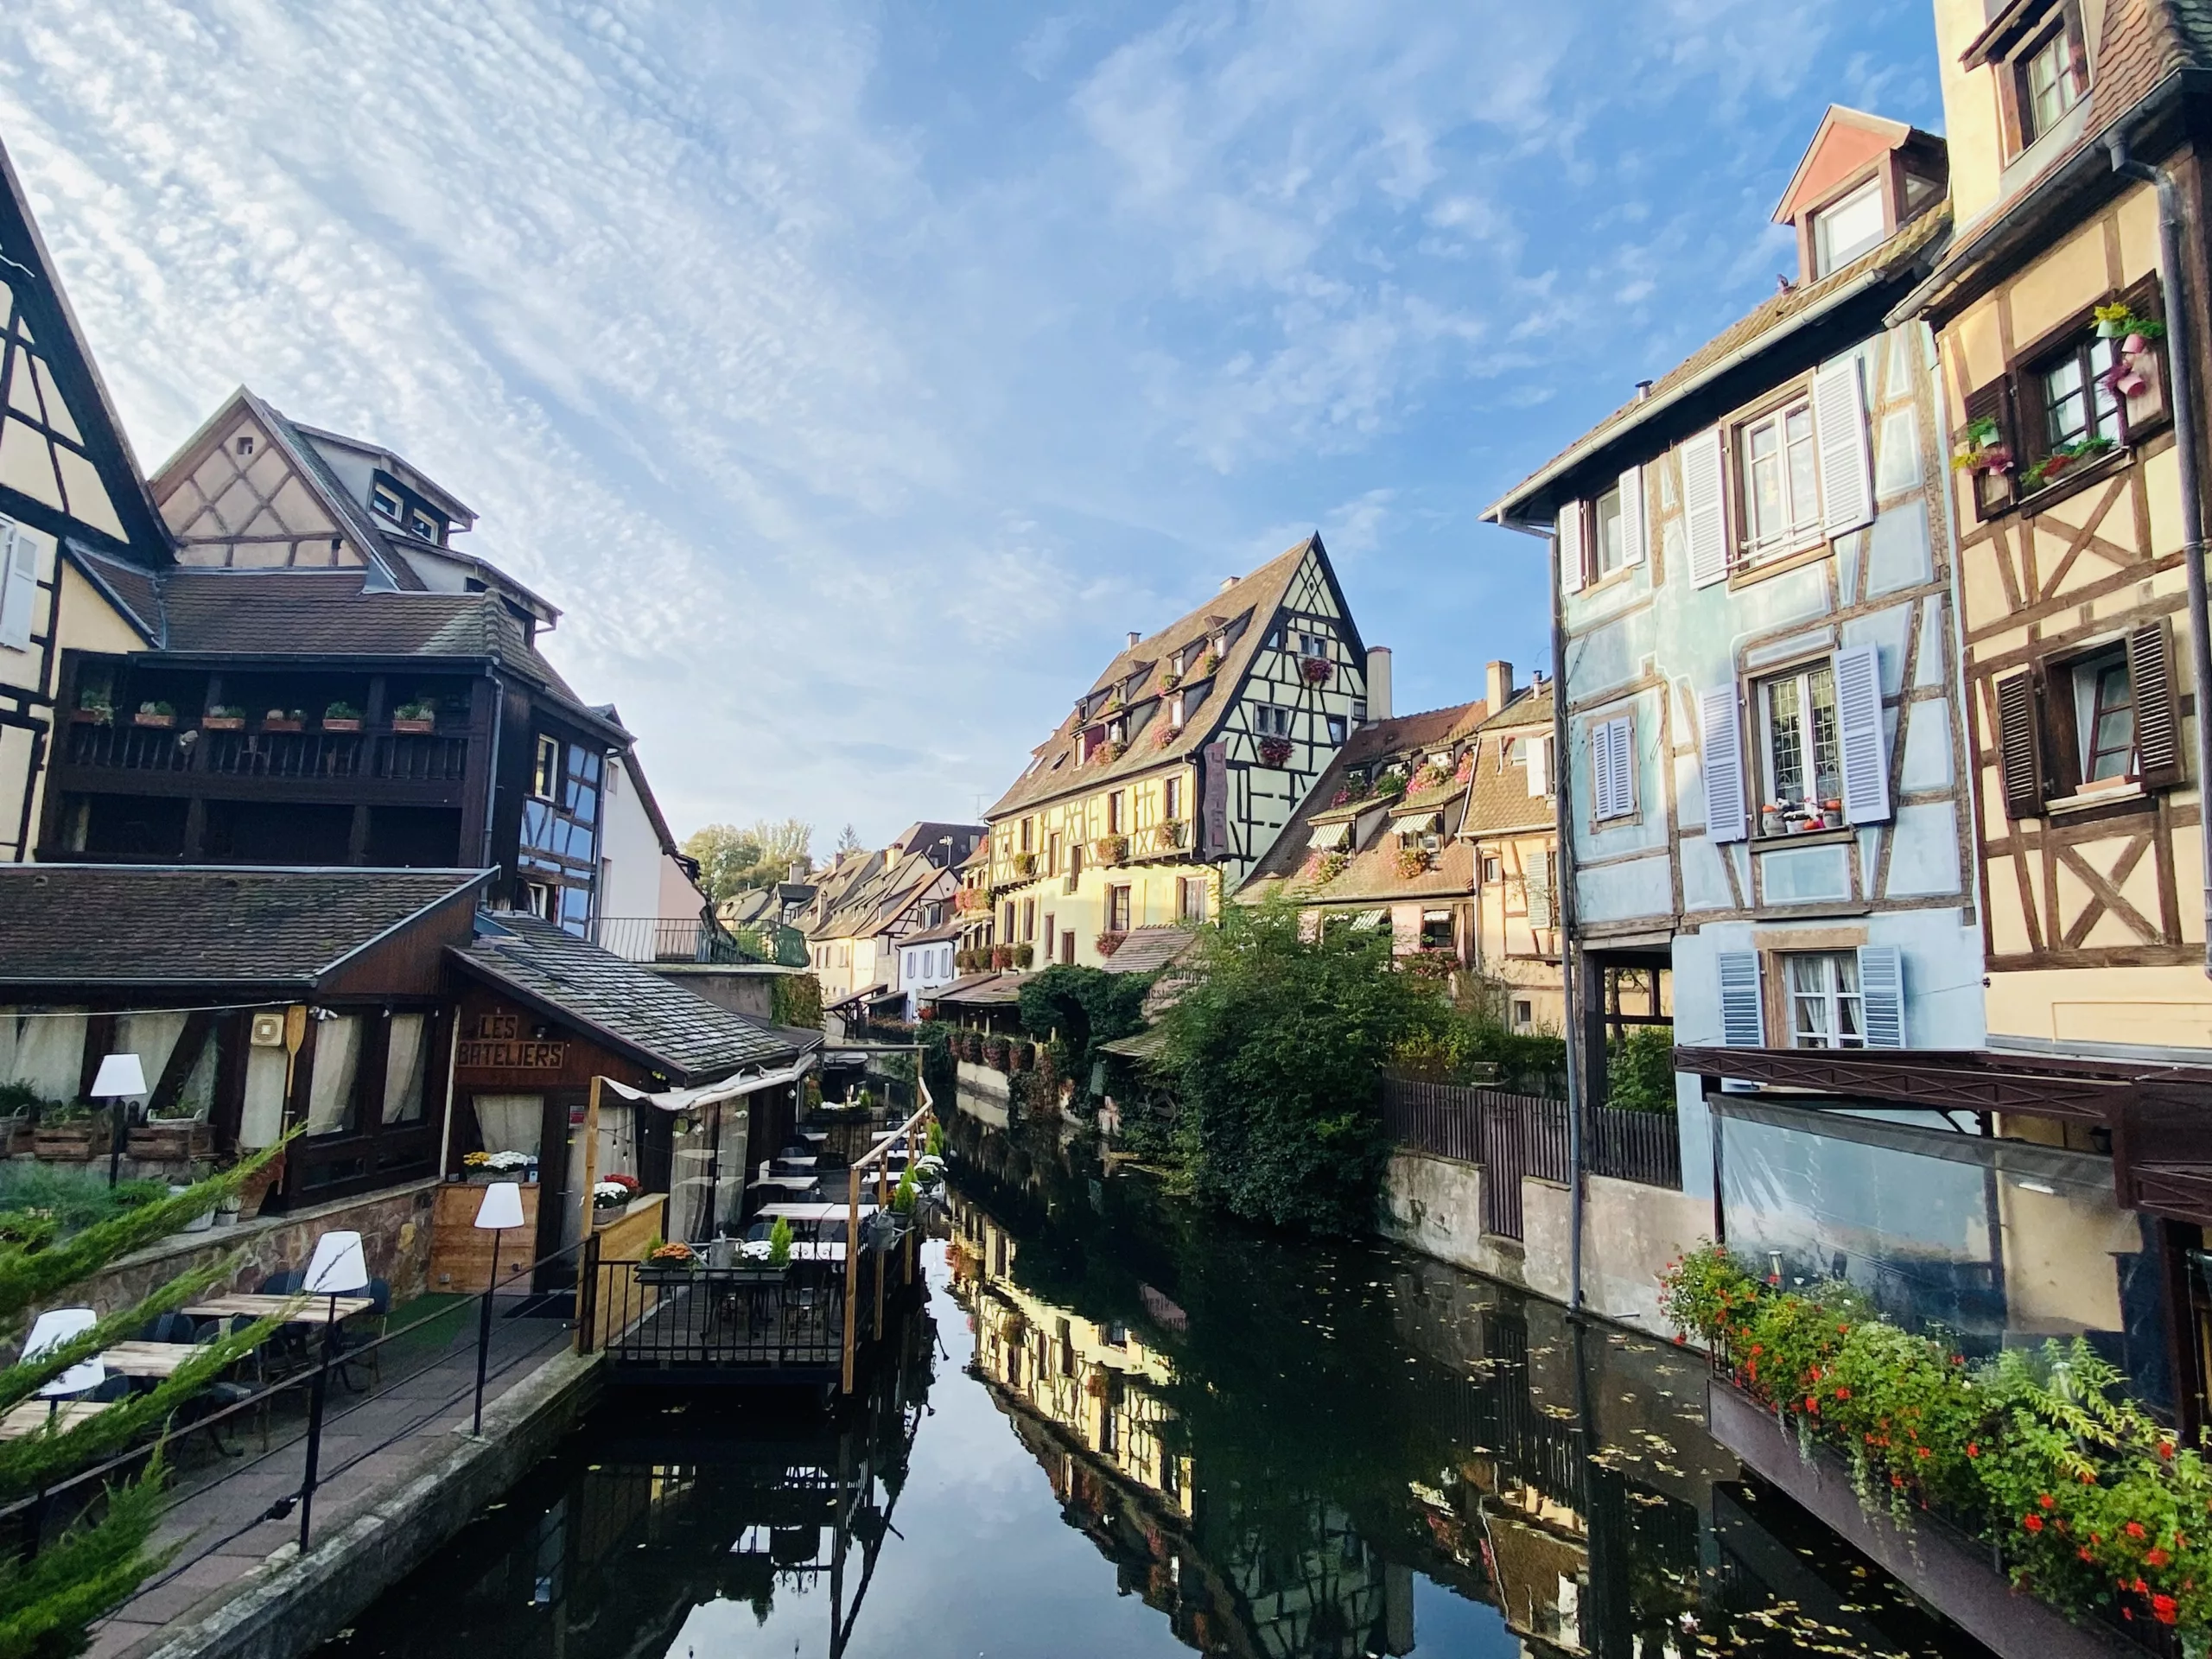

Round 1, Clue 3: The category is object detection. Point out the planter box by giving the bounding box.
[200,715,244,731]
[636,1265,701,1287]
[321,718,363,734]
[35,1123,111,1161]
[236,1152,284,1217]
[132,713,175,728]
[261,718,302,734]
[71,709,112,725]
[391,718,435,734]
[130,1121,213,1161]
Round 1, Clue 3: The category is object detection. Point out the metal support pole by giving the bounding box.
[106,1103,126,1190]
[472,1229,502,1437]
[1548,530,1588,1317]
[298,1294,338,1552]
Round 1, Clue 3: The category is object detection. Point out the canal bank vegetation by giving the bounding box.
[1665,1243,2208,1643]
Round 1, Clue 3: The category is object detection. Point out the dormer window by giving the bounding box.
[1810,178,1885,278]
[406,508,444,544]
[371,482,404,523]
[2018,13,2088,147]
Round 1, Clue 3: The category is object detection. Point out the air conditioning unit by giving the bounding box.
[249,1012,285,1049]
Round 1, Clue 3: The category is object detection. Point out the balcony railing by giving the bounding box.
[59,720,472,788]
[591,916,767,965]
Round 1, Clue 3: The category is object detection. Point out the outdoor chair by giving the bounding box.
[138,1312,199,1344]
[337,1278,391,1392]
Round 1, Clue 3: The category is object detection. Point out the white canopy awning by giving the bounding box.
[601,1052,817,1114]
[1390,810,1441,836]
[1306,823,1351,854]
[1350,909,1388,931]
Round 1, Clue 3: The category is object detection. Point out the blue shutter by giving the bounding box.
[1700,686,1747,844]
[1834,644,1891,824]
[1718,951,1764,1047]
[1857,945,1904,1048]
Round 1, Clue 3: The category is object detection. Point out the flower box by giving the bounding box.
[35,1119,111,1161]
[71,708,112,725]
[129,1120,213,1161]
[261,717,303,734]
[200,715,245,731]
[321,718,363,734]
[1257,737,1294,767]
[1300,657,1334,684]
[391,717,435,734]
[132,712,175,729]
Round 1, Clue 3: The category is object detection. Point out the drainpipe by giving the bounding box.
[1499,518,1586,1315]
[2109,130,2212,974]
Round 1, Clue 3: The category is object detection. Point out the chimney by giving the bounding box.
[1126,630,1141,650]
[787,860,808,885]
[1634,379,1654,402]
[1219,575,1240,593]
[1485,660,1515,713]
[1365,645,1392,722]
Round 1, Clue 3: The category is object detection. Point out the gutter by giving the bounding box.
[2107,128,2212,976]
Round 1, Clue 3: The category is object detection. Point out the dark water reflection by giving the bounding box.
[321,1109,1988,1659]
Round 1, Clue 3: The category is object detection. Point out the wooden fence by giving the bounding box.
[1378,1073,1681,1239]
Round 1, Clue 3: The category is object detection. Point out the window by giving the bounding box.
[1108,886,1132,932]
[1020,817,1034,853]
[1352,701,1368,724]
[1738,396,1821,554]
[1166,693,1185,728]
[1298,631,1328,658]
[2016,11,2088,147]
[1593,484,1628,577]
[1060,930,1076,965]
[1048,833,1062,874]
[406,508,442,543]
[1177,877,1207,923]
[1756,662,1841,820]
[1481,855,1501,883]
[2036,334,2121,453]
[1162,777,1180,820]
[1108,791,1126,834]
[1022,899,1036,942]
[1511,999,1533,1032]
[1785,952,1866,1049]
[1809,178,1886,278]
[524,881,554,920]
[1326,715,1347,745]
[531,734,561,800]
[1255,704,1293,738]
[371,482,404,523]
[235,434,254,456]
[1522,734,1551,798]
[1044,912,1055,954]
[1065,844,1083,894]
[1420,910,1452,950]
[1003,902,1016,939]
[1592,714,1635,821]
[2074,648,2135,783]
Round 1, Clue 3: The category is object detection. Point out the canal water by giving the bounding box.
[320,1112,1987,1659]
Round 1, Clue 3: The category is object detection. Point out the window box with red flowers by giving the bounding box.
[1092,834,1129,866]
[1299,657,1334,685]
[1395,847,1431,880]
[1257,737,1294,767]
[1096,931,1127,958]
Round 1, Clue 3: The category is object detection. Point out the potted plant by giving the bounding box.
[1257,736,1293,767]
[0,1081,39,1156]
[1949,414,2012,478]
[1395,846,1431,880]
[990,944,1015,970]
[391,698,437,734]
[34,1100,110,1161]
[1093,833,1129,866]
[889,1164,918,1225]
[1759,802,1785,837]
[2021,435,2117,493]
[1300,657,1334,684]
[638,1237,699,1283]
[1160,670,1182,691]
[321,700,364,733]
[130,1105,213,1162]
[1196,649,1220,678]
[1373,771,1408,802]
[592,1172,641,1217]
[72,687,114,725]
[200,703,245,731]
[132,700,176,729]
[262,708,305,733]
[1013,943,1035,969]
[462,1148,532,1182]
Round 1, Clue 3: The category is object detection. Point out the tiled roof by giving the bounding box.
[1487,206,1949,520]
[69,546,164,643]
[1463,687,1556,839]
[1101,925,1198,975]
[898,918,966,948]
[987,537,1322,819]
[922,971,1024,1007]
[1241,698,1488,905]
[808,849,949,943]
[0,866,487,988]
[454,912,798,1084]
[2078,0,2212,124]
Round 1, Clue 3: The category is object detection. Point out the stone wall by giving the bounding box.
[1376,1151,1527,1287]
[954,1059,1010,1103]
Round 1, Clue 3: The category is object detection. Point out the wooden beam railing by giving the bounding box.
[842,1070,934,1395]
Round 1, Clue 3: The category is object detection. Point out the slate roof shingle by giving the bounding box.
[0,866,487,987]
[454,912,799,1084]
[1100,925,1199,976]
[1461,687,1557,840]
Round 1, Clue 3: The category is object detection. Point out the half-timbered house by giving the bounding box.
[984,536,1375,969]
[1460,672,1568,1034]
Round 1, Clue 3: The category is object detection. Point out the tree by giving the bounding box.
[682,819,814,903]
[836,823,864,858]
[0,1149,282,1656]
[1158,896,1446,1236]
[1016,967,1152,1103]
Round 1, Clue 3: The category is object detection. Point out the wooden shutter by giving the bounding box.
[1718,951,1764,1047]
[1815,356,1876,535]
[0,522,31,653]
[2128,617,2184,791]
[2118,273,2171,438]
[1700,684,1747,844]
[1959,380,2014,522]
[1590,720,1616,818]
[1994,670,2044,818]
[1857,945,1905,1048]
[1558,502,1585,594]
[1682,428,1728,587]
[1595,714,1634,819]
[1834,644,1891,824]
[1524,849,1552,929]
[1618,467,1646,567]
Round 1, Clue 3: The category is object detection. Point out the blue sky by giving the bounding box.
[0,0,1942,849]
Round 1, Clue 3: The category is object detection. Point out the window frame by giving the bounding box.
[1783,950,1868,1050]
[531,734,561,801]
[1752,658,1844,828]
[1732,386,1824,563]
[1808,175,1887,279]
[2010,3,2088,152]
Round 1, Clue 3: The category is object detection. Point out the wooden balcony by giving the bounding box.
[53,717,477,807]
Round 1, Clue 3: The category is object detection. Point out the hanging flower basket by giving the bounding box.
[1093,834,1130,866]
[1395,847,1432,880]
[1300,658,1334,684]
[1257,737,1293,767]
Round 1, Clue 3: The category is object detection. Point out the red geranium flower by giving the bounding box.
[2159,1440,2177,1460]
[2081,1548,2095,1562]
[2039,1494,2056,1510]
[2128,1522,2149,1541]
[1967,1443,1980,1459]
[2147,1548,2171,1567]
[1834,1386,1851,1401]
[2024,1515,2045,1533]
[2154,1595,2179,1626]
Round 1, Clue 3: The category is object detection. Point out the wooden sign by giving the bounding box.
[455,1011,567,1071]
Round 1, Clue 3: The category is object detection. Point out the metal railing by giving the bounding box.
[588,916,763,964]
[59,722,473,788]
[582,1255,879,1377]
[1379,1074,1681,1240]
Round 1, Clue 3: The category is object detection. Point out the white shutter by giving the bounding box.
[1699,685,1747,844]
[1857,945,1904,1048]
[1525,849,1552,929]
[0,521,31,653]
[1605,715,1635,818]
[1524,734,1550,798]
[1815,356,1876,536]
[1682,428,1728,588]
[1834,644,1891,824]
[1590,720,1617,819]
[1558,503,1585,595]
[1618,467,1646,567]
[1718,951,1764,1047]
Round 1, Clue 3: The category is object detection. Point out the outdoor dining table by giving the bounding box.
[98,1340,202,1379]
[183,1294,374,1325]
[0,1400,109,1440]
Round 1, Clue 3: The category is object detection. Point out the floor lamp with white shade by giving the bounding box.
[470,1181,524,1436]
[296,1229,368,1551]
[23,1308,103,1418]
[90,1052,145,1190]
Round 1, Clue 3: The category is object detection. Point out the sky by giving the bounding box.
[0,0,1944,850]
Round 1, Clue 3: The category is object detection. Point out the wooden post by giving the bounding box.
[841,1162,861,1394]
[874,1154,888,1335]
[579,1075,602,1249]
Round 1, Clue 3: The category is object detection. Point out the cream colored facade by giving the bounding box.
[1924,0,2212,1056]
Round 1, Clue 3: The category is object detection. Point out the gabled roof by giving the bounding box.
[1462,686,1557,839]
[1101,925,1199,976]
[453,912,798,1085]
[289,420,477,527]
[898,918,967,948]
[0,137,171,563]
[0,866,488,989]
[1771,106,1940,224]
[988,536,1351,819]
[594,704,691,869]
[810,849,952,943]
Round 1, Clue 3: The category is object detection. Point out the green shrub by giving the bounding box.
[1605,1024,1676,1113]
[767,1216,793,1268]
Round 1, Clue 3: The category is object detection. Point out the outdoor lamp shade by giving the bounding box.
[474,1181,525,1230]
[89,1053,146,1098]
[303,1230,370,1295]
[25,1308,103,1397]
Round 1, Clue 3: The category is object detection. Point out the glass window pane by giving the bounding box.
[1595,489,1624,573]
[1808,664,1842,804]
[1812,179,1887,276]
[382,1014,428,1125]
[306,1015,362,1138]
[1749,422,1782,543]
[1785,407,1819,531]
[1765,677,1804,803]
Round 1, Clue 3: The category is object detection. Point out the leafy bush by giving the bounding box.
[767,1215,793,1268]
[1606,1024,1676,1113]
[1663,1243,2211,1637]
[1017,965,1152,1103]
[1157,895,1445,1235]
[771,972,824,1031]
[1388,1014,1567,1096]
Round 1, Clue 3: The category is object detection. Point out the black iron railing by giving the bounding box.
[588,917,765,965]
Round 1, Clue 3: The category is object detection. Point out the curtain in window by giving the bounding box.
[382,1014,429,1125]
[240,1046,288,1147]
[473,1094,543,1159]
[115,1013,188,1103]
[11,1011,87,1104]
[305,1017,362,1137]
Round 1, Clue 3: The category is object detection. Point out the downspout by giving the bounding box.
[1499,518,1586,1316]
[2109,130,2212,974]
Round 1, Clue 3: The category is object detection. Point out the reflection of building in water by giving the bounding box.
[949,1193,1414,1659]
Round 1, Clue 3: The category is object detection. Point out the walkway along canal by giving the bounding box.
[316,1109,1994,1659]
